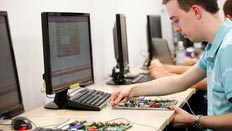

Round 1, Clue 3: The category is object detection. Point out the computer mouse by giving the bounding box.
[11,116,33,130]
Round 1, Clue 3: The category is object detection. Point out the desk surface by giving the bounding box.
[0,81,196,131]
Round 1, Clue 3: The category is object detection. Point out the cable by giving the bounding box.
[107,117,162,131]
[36,123,61,128]
[30,120,37,128]
[0,123,11,125]
[0,118,13,126]
[41,80,46,93]
[41,80,55,99]
[169,96,195,115]
[46,94,55,99]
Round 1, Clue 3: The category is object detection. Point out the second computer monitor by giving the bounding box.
[41,12,94,109]
[145,15,162,67]
[113,14,130,75]
[107,14,130,85]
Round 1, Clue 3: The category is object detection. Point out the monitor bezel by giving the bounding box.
[115,13,130,76]
[41,12,94,95]
[146,15,162,62]
[0,11,24,118]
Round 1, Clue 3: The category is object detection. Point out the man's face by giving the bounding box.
[165,0,200,42]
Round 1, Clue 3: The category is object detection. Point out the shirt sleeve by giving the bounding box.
[198,53,207,71]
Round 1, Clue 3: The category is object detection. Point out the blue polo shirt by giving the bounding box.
[198,18,232,120]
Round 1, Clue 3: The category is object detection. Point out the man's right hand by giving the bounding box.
[110,86,133,106]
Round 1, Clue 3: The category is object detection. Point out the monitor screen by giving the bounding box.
[146,15,162,66]
[152,38,174,65]
[0,11,24,119]
[108,14,130,85]
[41,12,94,108]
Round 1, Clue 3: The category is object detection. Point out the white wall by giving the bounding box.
[0,0,165,111]
[218,0,227,17]
[92,0,165,81]
[0,0,93,111]
[0,0,226,111]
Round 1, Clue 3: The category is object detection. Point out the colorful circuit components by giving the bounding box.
[113,97,178,110]
[68,120,132,131]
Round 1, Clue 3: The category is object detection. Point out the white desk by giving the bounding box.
[0,81,196,131]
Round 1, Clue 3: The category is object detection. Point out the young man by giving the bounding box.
[111,0,232,130]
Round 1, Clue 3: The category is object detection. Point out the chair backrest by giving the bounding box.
[152,38,174,65]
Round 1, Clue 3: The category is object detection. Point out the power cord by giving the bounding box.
[107,117,162,131]
[34,123,60,128]
[169,96,195,115]
[30,120,37,128]
[0,123,11,125]
[41,80,46,93]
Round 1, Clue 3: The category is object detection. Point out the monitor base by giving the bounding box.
[44,102,59,109]
[106,78,133,85]
[44,90,69,109]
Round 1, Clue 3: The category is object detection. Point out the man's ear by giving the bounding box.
[191,5,202,19]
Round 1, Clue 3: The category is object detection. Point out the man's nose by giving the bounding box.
[173,24,181,32]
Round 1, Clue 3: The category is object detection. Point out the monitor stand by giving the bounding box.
[106,78,133,85]
[106,68,133,85]
[44,89,69,109]
[44,102,59,109]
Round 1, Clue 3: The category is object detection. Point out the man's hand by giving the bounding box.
[149,59,172,78]
[110,86,133,106]
[184,57,198,66]
[169,105,195,127]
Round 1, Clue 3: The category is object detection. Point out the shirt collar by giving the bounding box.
[207,19,232,59]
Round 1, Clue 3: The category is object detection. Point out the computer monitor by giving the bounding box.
[41,12,94,109]
[152,38,174,65]
[107,14,130,85]
[144,15,162,68]
[0,11,24,119]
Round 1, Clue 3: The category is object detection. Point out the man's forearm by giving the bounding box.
[130,75,188,97]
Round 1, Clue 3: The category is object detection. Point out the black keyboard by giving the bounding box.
[68,88,111,111]
[132,73,154,84]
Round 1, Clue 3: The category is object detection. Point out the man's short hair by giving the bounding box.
[162,0,219,14]
[223,0,232,17]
